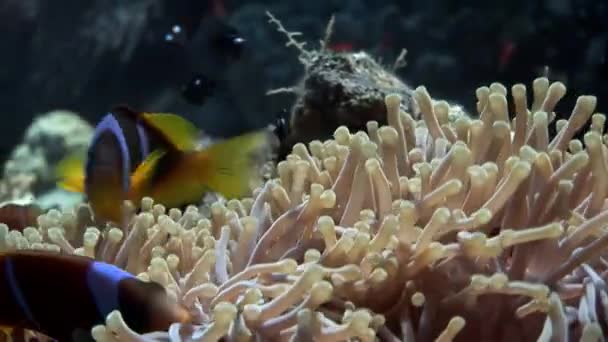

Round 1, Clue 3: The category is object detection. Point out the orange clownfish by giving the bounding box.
[56,107,276,225]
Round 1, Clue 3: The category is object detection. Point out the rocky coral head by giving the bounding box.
[265,12,417,160]
[4,110,93,196]
[280,50,416,161]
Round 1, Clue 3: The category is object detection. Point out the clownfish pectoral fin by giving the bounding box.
[141,113,200,151]
[55,154,86,193]
[201,130,277,199]
[129,149,168,198]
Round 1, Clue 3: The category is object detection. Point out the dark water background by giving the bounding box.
[0,0,606,163]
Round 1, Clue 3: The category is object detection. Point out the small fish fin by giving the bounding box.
[130,149,168,193]
[55,154,86,193]
[141,113,200,151]
[203,130,277,199]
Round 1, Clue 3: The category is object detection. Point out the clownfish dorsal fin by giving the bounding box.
[140,113,200,151]
[111,105,200,152]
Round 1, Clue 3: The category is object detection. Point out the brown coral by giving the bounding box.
[266,12,418,160]
[3,77,608,341]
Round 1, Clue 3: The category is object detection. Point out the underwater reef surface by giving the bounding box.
[0,0,607,162]
[1,1,608,340]
[2,75,608,341]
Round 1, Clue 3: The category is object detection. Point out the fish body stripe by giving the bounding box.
[86,114,132,194]
[86,261,135,318]
[136,122,150,160]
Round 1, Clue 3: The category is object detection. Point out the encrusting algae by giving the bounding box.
[2,77,608,341]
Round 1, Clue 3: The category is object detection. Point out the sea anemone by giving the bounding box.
[3,77,608,341]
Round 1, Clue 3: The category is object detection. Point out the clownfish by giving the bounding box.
[57,105,202,192]
[0,250,190,341]
[56,107,276,224]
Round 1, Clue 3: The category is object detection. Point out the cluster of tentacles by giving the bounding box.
[2,77,608,341]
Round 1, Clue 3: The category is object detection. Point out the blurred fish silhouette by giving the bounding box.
[164,23,189,46]
[181,73,217,106]
[498,40,516,71]
[177,20,246,106]
[0,250,190,341]
[161,0,245,106]
[162,2,206,46]
[207,19,246,62]
[163,0,233,45]
[57,107,276,225]
[271,111,289,144]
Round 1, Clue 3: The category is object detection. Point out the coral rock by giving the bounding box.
[5,110,93,191]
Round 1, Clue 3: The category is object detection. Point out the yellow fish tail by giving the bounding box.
[55,154,85,193]
[202,130,277,199]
